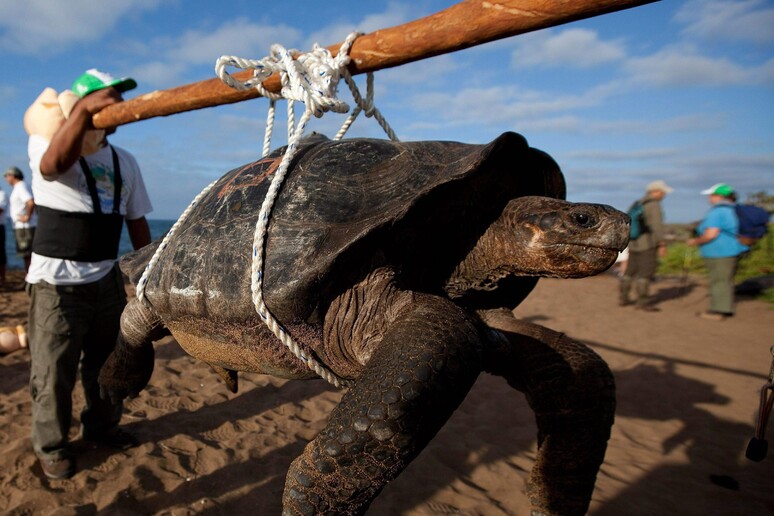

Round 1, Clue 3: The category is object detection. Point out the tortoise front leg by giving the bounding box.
[479,308,615,516]
[99,298,169,403]
[283,295,485,515]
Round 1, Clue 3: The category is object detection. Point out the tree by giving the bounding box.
[745,191,774,213]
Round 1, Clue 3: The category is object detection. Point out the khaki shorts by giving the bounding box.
[15,227,35,257]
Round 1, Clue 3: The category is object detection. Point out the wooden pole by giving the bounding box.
[93,0,657,129]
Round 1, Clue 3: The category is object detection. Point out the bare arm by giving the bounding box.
[126,216,151,250]
[18,199,35,223]
[687,227,721,246]
[39,88,123,177]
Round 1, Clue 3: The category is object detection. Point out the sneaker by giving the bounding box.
[39,456,75,480]
[618,299,633,307]
[88,428,140,450]
[636,304,660,312]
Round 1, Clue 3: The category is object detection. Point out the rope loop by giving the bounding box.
[141,32,399,389]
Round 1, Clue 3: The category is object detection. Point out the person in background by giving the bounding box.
[0,185,7,286]
[25,69,153,480]
[687,183,748,321]
[619,180,673,311]
[4,166,37,272]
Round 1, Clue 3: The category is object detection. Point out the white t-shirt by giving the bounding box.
[26,135,153,285]
[0,190,7,227]
[9,180,37,229]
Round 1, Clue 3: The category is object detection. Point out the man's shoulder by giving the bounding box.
[705,204,734,222]
[111,143,137,160]
[13,181,31,193]
[643,197,662,212]
[110,144,141,172]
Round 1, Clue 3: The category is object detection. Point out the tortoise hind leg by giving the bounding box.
[479,308,615,516]
[99,298,169,403]
[283,295,485,515]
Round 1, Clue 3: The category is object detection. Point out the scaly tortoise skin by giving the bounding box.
[100,132,629,515]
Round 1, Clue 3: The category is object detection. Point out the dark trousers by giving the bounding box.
[27,266,127,459]
[620,248,658,306]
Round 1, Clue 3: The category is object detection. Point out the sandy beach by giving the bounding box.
[1,268,773,515]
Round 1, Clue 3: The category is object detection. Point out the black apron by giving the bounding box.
[33,146,124,262]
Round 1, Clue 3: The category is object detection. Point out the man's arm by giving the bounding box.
[39,88,123,177]
[645,200,668,256]
[126,217,151,250]
[687,227,720,246]
[18,199,35,223]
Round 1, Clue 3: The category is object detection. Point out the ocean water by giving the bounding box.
[3,219,176,271]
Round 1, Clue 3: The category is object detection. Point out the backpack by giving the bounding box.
[735,204,770,246]
[627,200,649,240]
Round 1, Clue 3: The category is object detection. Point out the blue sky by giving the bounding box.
[1,0,772,222]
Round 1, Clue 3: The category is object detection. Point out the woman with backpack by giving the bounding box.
[687,183,749,321]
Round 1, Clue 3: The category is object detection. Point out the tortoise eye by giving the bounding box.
[572,212,594,227]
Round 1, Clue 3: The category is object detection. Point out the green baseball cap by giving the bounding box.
[700,183,735,197]
[72,68,137,98]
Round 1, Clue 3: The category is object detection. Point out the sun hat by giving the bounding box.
[24,87,65,140]
[646,179,674,193]
[4,166,23,180]
[700,183,734,197]
[72,68,137,98]
[23,86,106,154]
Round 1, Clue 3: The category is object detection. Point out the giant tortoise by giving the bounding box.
[100,132,629,515]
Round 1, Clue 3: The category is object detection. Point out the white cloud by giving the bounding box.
[304,3,413,50]
[676,0,774,43]
[379,55,460,85]
[130,61,188,90]
[674,152,774,171]
[511,28,626,69]
[758,58,774,84]
[0,0,167,55]
[623,45,763,86]
[171,18,302,65]
[128,4,413,91]
[123,18,302,88]
[518,116,584,133]
[0,85,14,105]
[527,113,726,135]
[568,148,681,161]
[406,84,611,129]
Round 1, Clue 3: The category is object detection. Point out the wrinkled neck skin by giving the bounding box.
[445,196,629,298]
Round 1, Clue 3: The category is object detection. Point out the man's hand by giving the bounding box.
[40,87,124,176]
[73,87,124,127]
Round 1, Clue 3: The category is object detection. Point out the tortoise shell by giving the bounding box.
[124,132,565,325]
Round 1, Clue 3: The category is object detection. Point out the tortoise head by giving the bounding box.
[446,196,630,296]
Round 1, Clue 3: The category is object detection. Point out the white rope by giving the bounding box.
[218,35,361,388]
[335,70,398,142]
[140,32,398,389]
[135,177,220,304]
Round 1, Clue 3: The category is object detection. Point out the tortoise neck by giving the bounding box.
[443,224,513,299]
